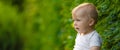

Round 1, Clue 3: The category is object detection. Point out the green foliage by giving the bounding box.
[0,0,120,50]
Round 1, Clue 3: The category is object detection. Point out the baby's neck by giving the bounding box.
[80,29,94,36]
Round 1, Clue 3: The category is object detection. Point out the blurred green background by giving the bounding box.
[0,0,120,50]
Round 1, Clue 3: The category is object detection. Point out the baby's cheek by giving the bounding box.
[79,22,85,26]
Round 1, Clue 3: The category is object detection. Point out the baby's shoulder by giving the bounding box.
[89,31,101,40]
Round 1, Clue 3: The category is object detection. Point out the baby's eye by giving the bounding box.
[72,19,81,22]
[76,19,81,21]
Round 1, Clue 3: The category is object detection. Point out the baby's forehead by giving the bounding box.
[72,7,88,18]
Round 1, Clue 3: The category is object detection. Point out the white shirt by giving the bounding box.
[73,30,102,50]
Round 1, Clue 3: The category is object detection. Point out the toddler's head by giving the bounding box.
[72,3,98,34]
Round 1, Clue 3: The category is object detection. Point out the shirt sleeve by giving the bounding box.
[89,34,102,47]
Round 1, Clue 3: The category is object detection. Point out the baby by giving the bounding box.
[72,3,102,50]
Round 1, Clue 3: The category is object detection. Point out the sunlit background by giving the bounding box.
[0,0,120,50]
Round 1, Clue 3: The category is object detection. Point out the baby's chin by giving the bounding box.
[75,28,86,33]
[75,29,81,33]
[77,31,81,33]
[75,28,81,33]
[76,30,85,34]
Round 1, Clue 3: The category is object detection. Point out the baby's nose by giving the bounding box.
[74,21,77,26]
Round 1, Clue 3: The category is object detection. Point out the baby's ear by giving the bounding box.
[89,18,95,26]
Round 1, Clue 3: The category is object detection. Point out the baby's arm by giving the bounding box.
[90,33,102,50]
[90,46,100,50]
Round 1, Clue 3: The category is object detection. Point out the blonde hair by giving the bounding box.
[72,3,98,24]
